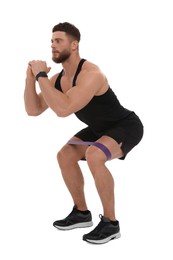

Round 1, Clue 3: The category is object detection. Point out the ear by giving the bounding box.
[71,40,79,51]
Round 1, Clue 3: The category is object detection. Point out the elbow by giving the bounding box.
[55,108,72,118]
[25,109,42,116]
[26,111,40,116]
[24,103,46,116]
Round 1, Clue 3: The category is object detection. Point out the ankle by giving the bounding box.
[103,214,116,222]
[75,204,88,211]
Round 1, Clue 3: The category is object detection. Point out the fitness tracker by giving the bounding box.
[36,71,48,81]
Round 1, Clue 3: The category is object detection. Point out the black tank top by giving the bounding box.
[54,59,133,133]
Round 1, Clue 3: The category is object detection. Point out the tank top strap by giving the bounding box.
[54,69,64,91]
[72,59,86,86]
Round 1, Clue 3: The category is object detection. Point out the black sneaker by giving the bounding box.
[53,205,93,230]
[83,214,121,244]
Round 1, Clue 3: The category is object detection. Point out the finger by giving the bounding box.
[28,61,34,66]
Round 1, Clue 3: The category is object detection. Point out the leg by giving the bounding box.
[57,137,88,211]
[86,136,124,221]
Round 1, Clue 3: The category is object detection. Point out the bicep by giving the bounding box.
[65,72,105,114]
[66,86,94,113]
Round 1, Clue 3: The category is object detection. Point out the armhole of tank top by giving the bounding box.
[72,59,86,86]
[54,70,63,91]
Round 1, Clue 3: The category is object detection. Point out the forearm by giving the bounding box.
[28,60,72,116]
[24,78,42,115]
[38,77,70,117]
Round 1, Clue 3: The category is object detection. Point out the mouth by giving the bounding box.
[52,50,59,54]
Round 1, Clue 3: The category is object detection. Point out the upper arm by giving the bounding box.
[63,71,106,115]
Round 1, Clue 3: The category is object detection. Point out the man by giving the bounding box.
[24,22,143,244]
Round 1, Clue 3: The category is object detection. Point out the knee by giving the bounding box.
[57,145,76,168]
[57,148,66,168]
[86,146,106,172]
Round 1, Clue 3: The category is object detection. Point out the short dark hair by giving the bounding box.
[52,22,81,42]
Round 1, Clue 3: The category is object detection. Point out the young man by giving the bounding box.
[24,22,143,244]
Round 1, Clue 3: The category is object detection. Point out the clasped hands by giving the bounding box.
[28,60,51,77]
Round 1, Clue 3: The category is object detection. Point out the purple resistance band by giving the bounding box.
[67,140,112,161]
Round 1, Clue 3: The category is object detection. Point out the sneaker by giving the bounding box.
[83,214,121,244]
[53,205,93,230]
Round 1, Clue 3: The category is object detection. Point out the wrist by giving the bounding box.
[35,71,48,81]
[26,76,36,83]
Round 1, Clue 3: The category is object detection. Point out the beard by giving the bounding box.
[52,49,71,63]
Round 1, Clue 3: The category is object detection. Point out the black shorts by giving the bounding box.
[74,112,144,160]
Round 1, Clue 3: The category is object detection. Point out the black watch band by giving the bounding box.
[36,71,48,81]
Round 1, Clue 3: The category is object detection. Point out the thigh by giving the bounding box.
[104,113,144,159]
[62,136,88,162]
[94,135,124,160]
[71,127,124,161]
[64,126,98,161]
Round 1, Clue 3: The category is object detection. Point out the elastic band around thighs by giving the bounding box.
[67,141,112,161]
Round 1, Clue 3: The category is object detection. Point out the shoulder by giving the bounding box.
[79,60,107,83]
[82,60,102,73]
[76,60,109,95]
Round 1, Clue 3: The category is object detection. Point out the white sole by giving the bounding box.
[54,221,93,230]
[86,232,121,244]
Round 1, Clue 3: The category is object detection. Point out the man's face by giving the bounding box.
[51,31,72,63]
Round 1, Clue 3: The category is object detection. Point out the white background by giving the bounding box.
[0,0,173,259]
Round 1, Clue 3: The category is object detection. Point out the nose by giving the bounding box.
[51,41,56,48]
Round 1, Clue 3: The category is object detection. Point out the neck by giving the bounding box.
[61,53,81,78]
